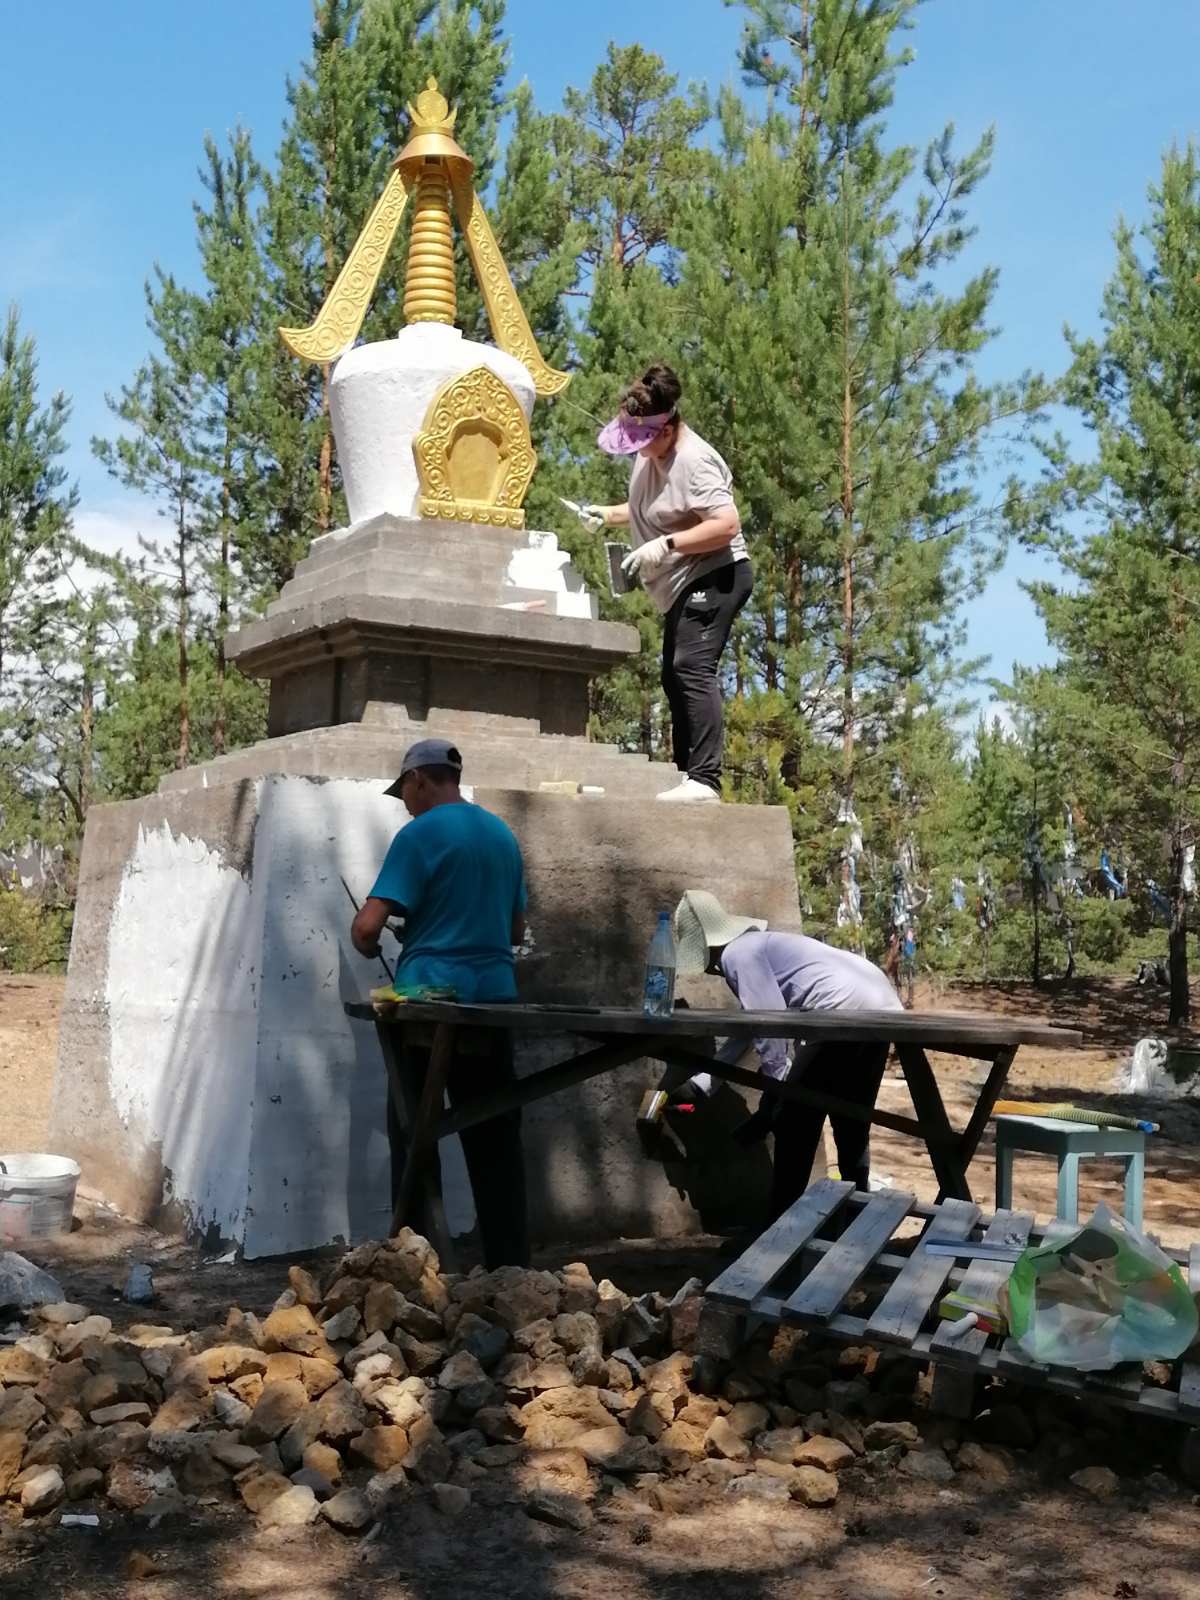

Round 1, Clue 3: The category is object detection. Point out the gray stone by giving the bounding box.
[321,1487,374,1531]
[453,1314,510,1372]
[213,1390,252,1429]
[1070,1465,1120,1501]
[525,1490,593,1532]
[122,1265,155,1304]
[900,1448,955,1485]
[727,1472,791,1504]
[0,1252,65,1312]
[433,1481,471,1517]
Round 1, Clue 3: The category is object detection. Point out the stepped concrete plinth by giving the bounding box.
[52,505,801,1257]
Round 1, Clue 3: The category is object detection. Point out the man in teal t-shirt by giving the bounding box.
[351,738,528,1266]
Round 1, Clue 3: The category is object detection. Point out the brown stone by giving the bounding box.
[181,1449,230,1493]
[796,1436,855,1473]
[433,1481,470,1517]
[86,1422,149,1467]
[55,1316,113,1356]
[402,1415,453,1485]
[391,1331,441,1376]
[669,1295,704,1353]
[89,1402,152,1427]
[263,1352,341,1398]
[107,1460,177,1512]
[362,1282,401,1337]
[0,1430,25,1496]
[279,1406,325,1471]
[755,1427,806,1465]
[863,1420,920,1451]
[341,1242,383,1277]
[1070,1465,1120,1501]
[955,1440,1012,1486]
[317,1380,367,1444]
[321,1276,369,1316]
[196,1343,269,1383]
[517,1447,594,1501]
[706,1416,751,1461]
[0,1347,48,1386]
[492,1273,561,1334]
[229,1372,265,1408]
[35,1302,89,1328]
[726,1401,770,1440]
[303,1440,343,1484]
[525,1489,593,1531]
[349,1426,410,1471]
[20,1466,65,1515]
[238,1469,292,1513]
[243,1380,309,1445]
[476,1405,523,1444]
[288,1265,322,1308]
[0,1387,46,1434]
[825,1412,865,1455]
[643,1351,692,1402]
[519,1387,613,1450]
[792,1465,839,1507]
[22,1425,78,1472]
[627,1394,667,1442]
[573,1425,658,1474]
[677,1395,719,1430]
[210,1437,262,1472]
[392,1296,445,1342]
[658,1419,708,1468]
[261,1305,337,1362]
[65,1466,104,1501]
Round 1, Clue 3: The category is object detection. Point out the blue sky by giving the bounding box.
[5,0,1200,701]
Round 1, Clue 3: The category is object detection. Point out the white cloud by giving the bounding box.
[73,499,160,562]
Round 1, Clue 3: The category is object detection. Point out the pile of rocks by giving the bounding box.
[0,1229,1128,1536]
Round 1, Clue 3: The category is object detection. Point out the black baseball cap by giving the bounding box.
[384,738,464,797]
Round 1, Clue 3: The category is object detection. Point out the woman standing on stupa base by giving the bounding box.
[577,363,752,804]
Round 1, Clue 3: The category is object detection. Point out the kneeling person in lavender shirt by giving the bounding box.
[673,890,901,1220]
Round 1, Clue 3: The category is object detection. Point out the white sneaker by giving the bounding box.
[655,777,720,803]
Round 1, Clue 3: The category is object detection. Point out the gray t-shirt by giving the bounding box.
[627,426,749,613]
[696,931,902,1089]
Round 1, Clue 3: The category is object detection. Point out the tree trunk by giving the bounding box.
[1169,824,1190,1027]
[79,615,96,823]
[318,363,334,533]
[216,416,234,756]
[176,499,190,770]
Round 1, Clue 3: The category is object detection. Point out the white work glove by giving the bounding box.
[621,536,671,578]
[559,497,606,533]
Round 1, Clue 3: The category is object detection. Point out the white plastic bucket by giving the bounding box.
[0,1154,80,1242]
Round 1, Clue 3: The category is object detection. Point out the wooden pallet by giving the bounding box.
[703,1178,1200,1424]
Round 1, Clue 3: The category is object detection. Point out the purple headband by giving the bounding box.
[597,409,673,456]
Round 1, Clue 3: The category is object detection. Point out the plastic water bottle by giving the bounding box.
[643,911,677,1018]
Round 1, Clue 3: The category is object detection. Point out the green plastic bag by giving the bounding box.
[1005,1202,1197,1371]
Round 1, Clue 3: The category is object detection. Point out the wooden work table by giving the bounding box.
[344,1000,1082,1253]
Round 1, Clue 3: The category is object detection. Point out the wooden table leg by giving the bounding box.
[896,1044,971,1201]
[955,1045,1016,1176]
[390,1021,456,1247]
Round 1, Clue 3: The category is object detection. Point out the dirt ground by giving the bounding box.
[3,971,1200,1599]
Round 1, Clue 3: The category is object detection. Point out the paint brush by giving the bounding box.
[340,875,396,985]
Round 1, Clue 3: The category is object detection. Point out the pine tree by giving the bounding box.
[0,307,77,692]
[94,316,208,771]
[1011,144,1200,1023]
[674,0,1047,931]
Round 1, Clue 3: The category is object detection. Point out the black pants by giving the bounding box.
[769,1042,889,1221]
[387,1027,529,1269]
[662,560,753,791]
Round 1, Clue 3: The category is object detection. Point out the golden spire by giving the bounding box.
[394,80,468,326]
[278,80,568,395]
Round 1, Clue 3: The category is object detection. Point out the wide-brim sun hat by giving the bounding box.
[674,889,767,976]
[597,410,673,456]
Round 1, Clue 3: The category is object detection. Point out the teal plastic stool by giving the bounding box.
[993,1115,1145,1230]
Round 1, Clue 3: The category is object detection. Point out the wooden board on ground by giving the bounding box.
[704,1182,1198,1428]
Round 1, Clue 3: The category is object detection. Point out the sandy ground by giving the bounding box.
[3,971,1200,1599]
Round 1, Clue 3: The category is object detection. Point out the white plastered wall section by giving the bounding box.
[101,775,480,1259]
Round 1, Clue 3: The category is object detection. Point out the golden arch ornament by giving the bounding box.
[412,366,536,530]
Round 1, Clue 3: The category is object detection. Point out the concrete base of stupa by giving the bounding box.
[49,773,799,1258]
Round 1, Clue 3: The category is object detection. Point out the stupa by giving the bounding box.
[50,83,800,1258]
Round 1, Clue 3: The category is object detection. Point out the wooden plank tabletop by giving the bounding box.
[344,1000,1080,1050]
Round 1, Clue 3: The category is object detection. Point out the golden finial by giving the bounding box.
[408,78,456,137]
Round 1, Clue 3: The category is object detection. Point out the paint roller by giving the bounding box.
[637,1088,696,1128]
